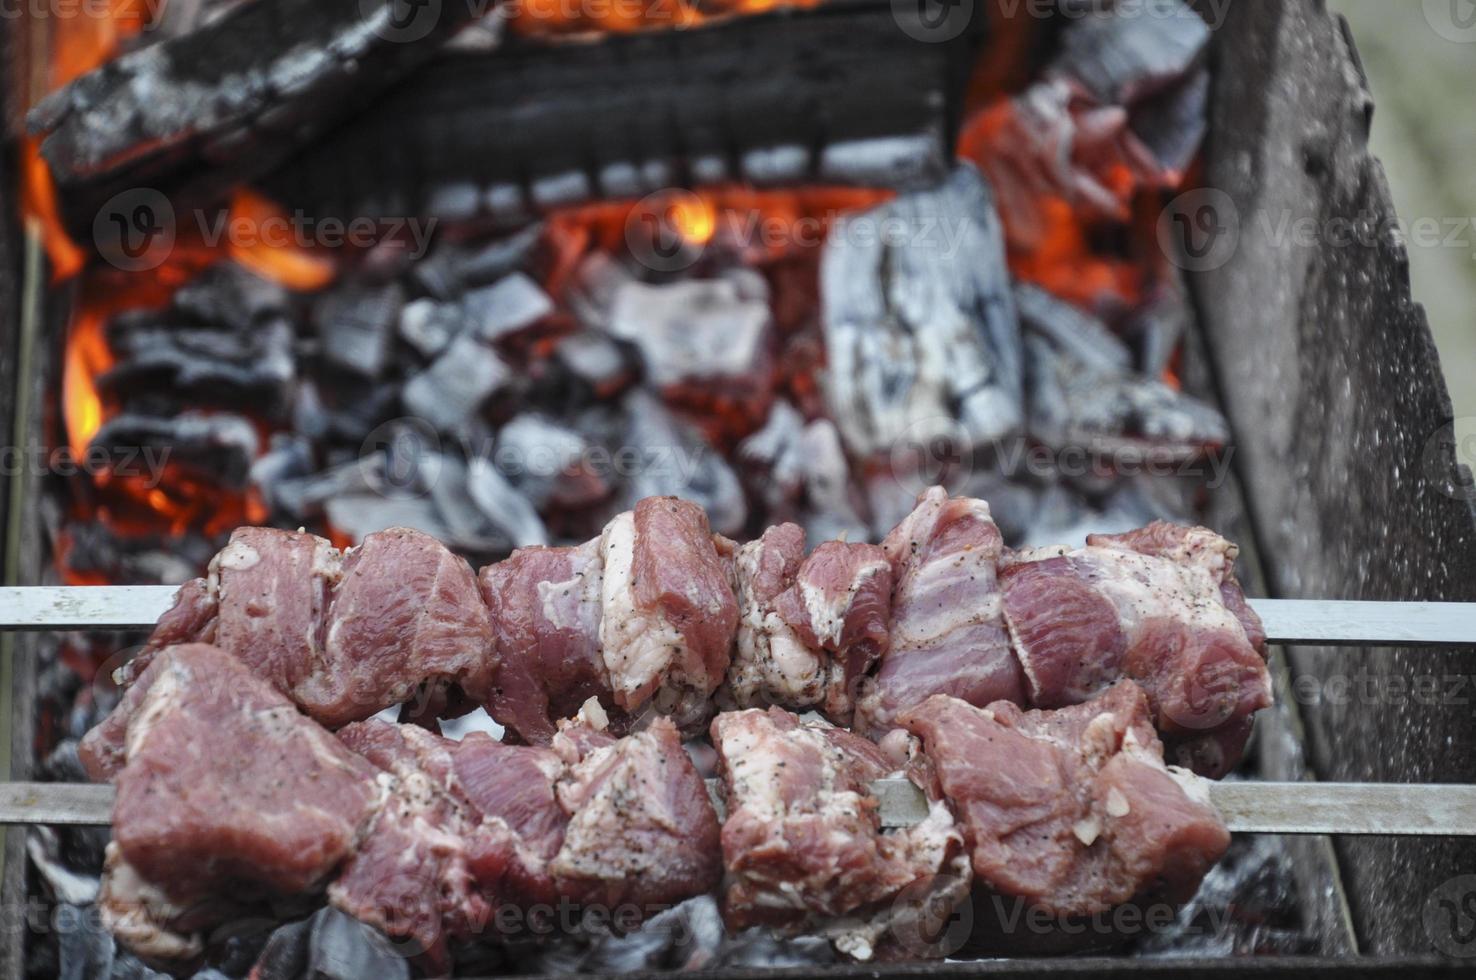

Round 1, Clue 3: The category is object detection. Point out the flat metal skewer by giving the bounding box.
[0,587,1474,646]
[4,780,1475,836]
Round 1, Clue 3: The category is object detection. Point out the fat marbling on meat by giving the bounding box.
[598,496,739,730]
[854,487,1026,737]
[550,712,724,911]
[479,538,617,744]
[711,707,969,961]
[1000,521,1269,776]
[900,682,1229,919]
[725,525,892,725]
[119,525,494,730]
[87,645,382,960]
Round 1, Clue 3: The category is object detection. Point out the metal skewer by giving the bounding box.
[0,586,1472,839]
[1,586,1475,645]
[3,780,1474,836]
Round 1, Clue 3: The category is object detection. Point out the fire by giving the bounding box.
[226,190,338,292]
[510,0,816,36]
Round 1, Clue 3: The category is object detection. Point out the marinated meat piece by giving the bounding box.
[712,707,968,961]
[115,578,218,689]
[900,683,1229,917]
[726,524,814,709]
[317,527,495,727]
[777,542,893,724]
[726,529,892,724]
[599,497,739,729]
[551,715,723,911]
[330,722,493,968]
[479,539,616,744]
[91,645,381,960]
[210,526,341,700]
[118,526,494,730]
[1000,522,1270,776]
[855,487,1026,737]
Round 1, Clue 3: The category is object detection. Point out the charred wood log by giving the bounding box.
[28,0,490,236]
[263,3,985,223]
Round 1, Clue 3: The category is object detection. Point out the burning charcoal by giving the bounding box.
[402,335,512,433]
[464,272,555,342]
[250,433,315,510]
[1026,334,1229,461]
[1132,68,1210,177]
[821,163,1023,459]
[1129,270,1193,381]
[497,414,609,511]
[606,279,773,401]
[27,0,488,233]
[567,252,639,331]
[797,419,870,543]
[412,223,544,300]
[101,316,296,413]
[55,902,113,980]
[271,456,388,523]
[423,453,519,556]
[323,494,454,547]
[466,456,550,549]
[171,262,288,332]
[620,391,746,537]
[28,829,99,908]
[251,916,313,980]
[305,908,410,980]
[554,330,640,397]
[91,411,258,489]
[313,280,405,378]
[398,298,464,360]
[737,399,808,511]
[1013,282,1132,372]
[1050,0,1210,106]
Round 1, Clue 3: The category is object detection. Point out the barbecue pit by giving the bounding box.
[2,0,1475,976]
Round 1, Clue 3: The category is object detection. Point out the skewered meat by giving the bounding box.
[122,526,494,729]
[725,526,892,724]
[551,713,725,911]
[1000,523,1269,777]
[90,645,382,960]
[479,539,617,744]
[900,682,1230,918]
[855,488,1026,737]
[598,497,740,729]
[712,707,969,961]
